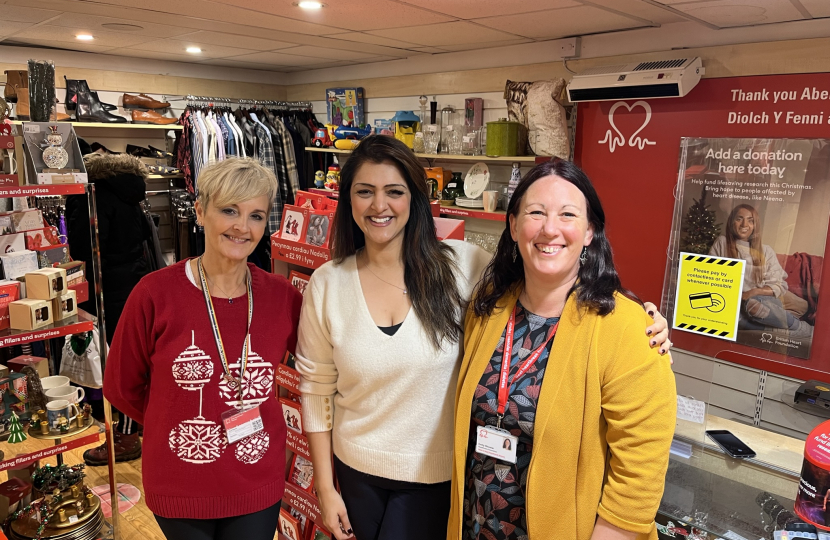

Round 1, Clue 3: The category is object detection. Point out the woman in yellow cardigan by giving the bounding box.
[448,159,676,540]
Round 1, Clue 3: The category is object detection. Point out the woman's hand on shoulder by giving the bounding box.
[643,301,673,364]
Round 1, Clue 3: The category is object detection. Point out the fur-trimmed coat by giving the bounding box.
[67,153,151,343]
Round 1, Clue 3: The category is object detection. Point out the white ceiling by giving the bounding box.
[0,0,827,73]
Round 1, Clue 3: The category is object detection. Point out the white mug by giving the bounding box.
[46,399,80,429]
[482,190,499,213]
[41,375,70,392]
[46,386,85,405]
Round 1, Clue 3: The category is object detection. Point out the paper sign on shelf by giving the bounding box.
[676,395,706,424]
[672,253,745,341]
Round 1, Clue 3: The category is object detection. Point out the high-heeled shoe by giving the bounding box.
[77,90,127,123]
[65,77,116,112]
[90,142,120,154]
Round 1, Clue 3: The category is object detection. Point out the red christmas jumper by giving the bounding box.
[105,260,302,519]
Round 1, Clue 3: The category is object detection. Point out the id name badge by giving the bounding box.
[475,425,518,464]
[221,405,264,444]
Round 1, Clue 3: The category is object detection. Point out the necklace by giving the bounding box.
[196,259,247,304]
[362,257,407,295]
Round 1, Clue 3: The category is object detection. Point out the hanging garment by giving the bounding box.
[176,109,195,193]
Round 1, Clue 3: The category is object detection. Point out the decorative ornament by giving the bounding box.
[41,126,69,170]
[172,331,214,391]
[169,418,227,464]
[7,411,26,443]
[218,342,273,410]
[234,431,270,464]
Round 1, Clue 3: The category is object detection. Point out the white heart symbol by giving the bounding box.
[599,100,657,152]
[762,332,772,342]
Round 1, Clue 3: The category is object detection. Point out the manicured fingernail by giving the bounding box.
[647,330,652,335]
[648,310,655,316]
[660,349,665,354]
[347,529,353,535]
[651,340,656,346]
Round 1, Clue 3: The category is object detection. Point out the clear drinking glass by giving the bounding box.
[462,129,479,156]
[423,125,440,154]
[448,126,462,155]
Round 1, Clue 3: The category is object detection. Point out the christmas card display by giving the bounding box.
[59,261,85,286]
[0,251,38,280]
[295,190,337,212]
[25,267,67,300]
[0,280,21,330]
[0,209,45,233]
[282,351,298,371]
[281,397,303,435]
[52,290,77,321]
[22,123,88,184]
[289,506,309,539]
[0,216,11,235]
[281,206,308,243]
[9,298,52,330]
[24,226,61,249]
[279,508,301,540]
[310,524,332,540]
[305,211,334,249]
[35,244,70,268]
[289,454,315,494]
[289,271,310,295]
[0,233,27,255]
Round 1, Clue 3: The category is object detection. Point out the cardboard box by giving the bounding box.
[24,226,61,249]
[0,209,44,233]
[0,233,26,255]
[9,298,53,330]
[59,261,85,286]
[0,478,32,521]
[0,365,9,379]
[52,290,77,321]
[68,280,88,303]
[35,244,69,268]
[8,355,49,379]
[22,123,88,185]
[25,267,67,300]
[0,250,38,280]
[6,462,37,485]
[0,280,21,330]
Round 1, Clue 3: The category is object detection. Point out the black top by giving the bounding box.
[377,323,403,336]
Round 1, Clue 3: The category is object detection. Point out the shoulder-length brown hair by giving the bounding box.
[725,203,765,283]
[331,135,463,349]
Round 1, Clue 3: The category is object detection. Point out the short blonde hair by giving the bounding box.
[197,157,277,210]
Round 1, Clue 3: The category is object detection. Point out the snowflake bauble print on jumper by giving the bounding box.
[169,418,227,464]
[218,342,273,410]
[235,431,270,464]
[172,331,214,391]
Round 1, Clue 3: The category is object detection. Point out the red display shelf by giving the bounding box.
[0,184,86,197]
[271,235,332,270]
[0,309,95,349]
[286,430,311,460]
[439,206,506,222]
[284,483,324,529]
[0,431,101,471]
[276,364,300,393]
[308,188,339,199]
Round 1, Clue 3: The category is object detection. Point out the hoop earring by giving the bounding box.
[579,246,588,265]
[512,243,518,263]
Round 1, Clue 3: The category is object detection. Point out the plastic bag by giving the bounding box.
[60,328,103,388]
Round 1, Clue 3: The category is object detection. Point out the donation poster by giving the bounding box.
[671,138,830,360]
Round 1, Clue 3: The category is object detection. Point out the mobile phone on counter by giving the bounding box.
[705,430,756,459]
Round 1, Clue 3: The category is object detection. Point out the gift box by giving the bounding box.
[24,226,61,249]
[0,209,44,233]
[0,280,21,331]
[0,250,38,280]
[68,280,88,304]
[34,244,69,268]
[22,123,88,184]
[6,462,38,485]
[8,355,48,379]
[0,233,26,255]
[0,478,32,522]
[25,267,67,300]
[0,365,9,379]
[52,290,77,321]
[9,298,52,330]
[0,373,28,402]
[59,261,85,286]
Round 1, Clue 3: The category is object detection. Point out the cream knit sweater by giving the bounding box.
[296,239,491,484]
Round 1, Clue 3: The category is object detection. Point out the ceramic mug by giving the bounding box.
[46,399,80,429]
[41,375,70,392]
[45,385,85,404]
[482,190,499,213]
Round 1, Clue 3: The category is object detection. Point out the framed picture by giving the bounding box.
[290,453,315,493]
[305,211,333,248]
[280,397,303,434]
[282,350,297,370]
[288,271,311,295]
[289,506,309,538]
[310,524,332,540]
[279,508,301,540]
[280,206,308,243]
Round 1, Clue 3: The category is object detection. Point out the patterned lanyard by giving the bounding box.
[197,257,253,405]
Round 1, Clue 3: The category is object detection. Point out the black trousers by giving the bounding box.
[153,500,281,540]
[334,456,451,540]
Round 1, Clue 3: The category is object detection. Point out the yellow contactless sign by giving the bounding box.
[672,252,745,341]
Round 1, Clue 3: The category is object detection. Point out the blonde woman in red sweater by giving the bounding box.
[105,158,303,540]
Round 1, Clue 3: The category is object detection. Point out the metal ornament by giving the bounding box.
[579,246,588,265]
[512,242,518,263]
[42,126,69,170]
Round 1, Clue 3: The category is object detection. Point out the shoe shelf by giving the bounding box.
[305,146,537,163]
[147,174,184,180]
[9,121,181,131]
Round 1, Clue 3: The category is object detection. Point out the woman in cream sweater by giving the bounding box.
[296,137,672,540]
[449,159,676,540]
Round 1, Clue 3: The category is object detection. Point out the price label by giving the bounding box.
[463,136,473,143]
[23,125,40,133]
[427,125,437,132]
[445,125,453,131]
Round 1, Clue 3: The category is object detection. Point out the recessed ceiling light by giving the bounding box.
[298,1,324,9]
[186,47,202,53]
[76,34,94,41]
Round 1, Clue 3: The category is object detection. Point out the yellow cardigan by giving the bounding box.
[448,287,677,540]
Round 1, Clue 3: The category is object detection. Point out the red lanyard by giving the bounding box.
[497,306,558,424]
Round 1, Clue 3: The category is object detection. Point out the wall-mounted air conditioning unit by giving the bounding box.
[566,57,704,103]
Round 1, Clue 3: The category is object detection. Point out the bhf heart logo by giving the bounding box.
[598,100,657,153]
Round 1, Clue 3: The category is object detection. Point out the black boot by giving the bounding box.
[77,90,127,123]
[65,77,116,112]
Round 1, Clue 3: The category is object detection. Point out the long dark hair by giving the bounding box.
[332,135,463,349]
[473,158,631,317]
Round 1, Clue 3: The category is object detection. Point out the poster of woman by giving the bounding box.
[669,137,830,360]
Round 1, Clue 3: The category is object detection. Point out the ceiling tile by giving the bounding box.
[223,51,335,67]
[0,21,35,37]
[408,46,449,53]
[170,31,299,51]
[473,5,647,39]
[106,48,200,62]
[436,38,532,52]
[4,38,116,53]
[801,0,830,17]
[327,32,421,49]
[0,5,62,23]
[586,0,687,24]
[398,0,580,19]
[126,39,258,59]
[214,0,455,31]
[11,24,156,47]
[43,14,194,38]
[669,0,806,26]
[196,58,288,71]
[368,21,521,47]
[278,45,394,61]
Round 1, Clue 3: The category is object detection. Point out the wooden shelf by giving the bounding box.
[147,174,184,180]
[305,146,536,163]
[10,121,181,130]
[439,206,506,222]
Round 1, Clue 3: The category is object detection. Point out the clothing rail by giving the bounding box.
[164,95,313,109]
